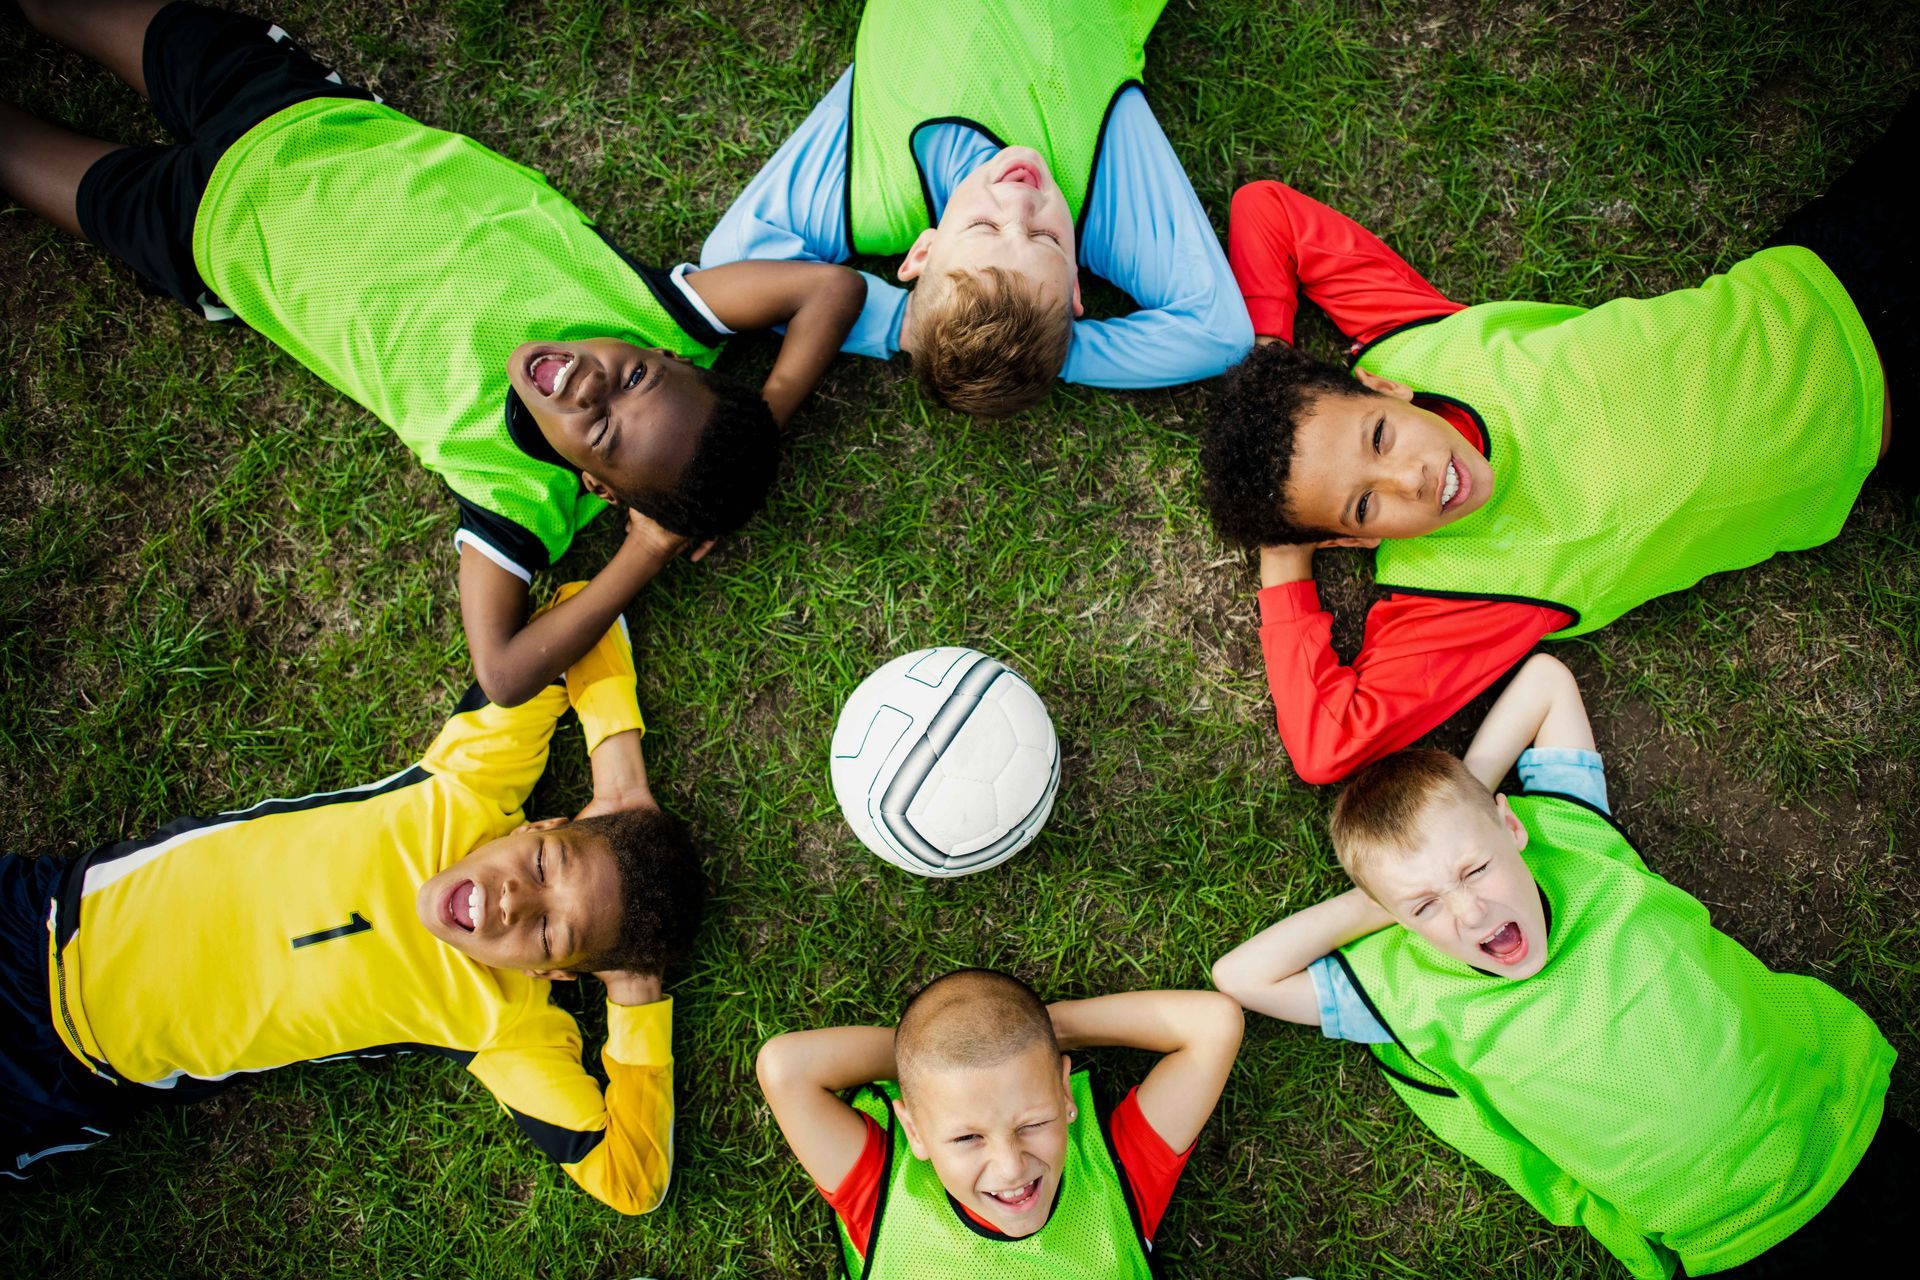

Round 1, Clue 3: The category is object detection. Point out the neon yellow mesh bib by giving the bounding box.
[1360,246,1881,637]
[847,0,1165,254]
[840,1071,1152,1280]
[193,97,720,569]
[1339,794,1892,1277]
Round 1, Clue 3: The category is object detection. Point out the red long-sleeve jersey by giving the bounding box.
[1226,180,1574,785]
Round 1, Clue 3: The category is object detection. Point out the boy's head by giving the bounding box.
[1331,750,1548,979]
[415,807,705,979]
[1201,341,1493,547]
[892,968,1071,1237]
[897,146,1080,418]
[506,339,779,540]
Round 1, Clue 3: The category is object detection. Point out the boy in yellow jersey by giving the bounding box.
[1,586,699,1213]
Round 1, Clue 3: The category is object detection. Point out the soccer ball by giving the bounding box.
[830,647,1060,877]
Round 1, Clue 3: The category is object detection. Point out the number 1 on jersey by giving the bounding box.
[292,912,372,949]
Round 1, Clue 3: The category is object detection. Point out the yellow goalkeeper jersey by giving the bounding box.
[43,591,675,1214]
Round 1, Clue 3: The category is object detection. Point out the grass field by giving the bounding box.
[3,1,1918,1276]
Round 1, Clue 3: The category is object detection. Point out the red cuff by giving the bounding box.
[1257,579,1323,627]
[1242,297,1298,342]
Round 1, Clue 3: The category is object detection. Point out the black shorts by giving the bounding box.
[73,1,376,318]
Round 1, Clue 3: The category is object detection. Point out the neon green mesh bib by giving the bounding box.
[840,1071,1152,1280]
[1359,246,1882,637]
[1339,794,1892,1278]
[192,97,720,569]
[847,0,1165,254]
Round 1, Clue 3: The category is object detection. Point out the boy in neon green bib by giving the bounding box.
[1213,655,1906,1277]
[755,969,1244,1278]
[0,2,865,707]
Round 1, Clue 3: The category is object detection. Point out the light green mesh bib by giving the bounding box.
[1339,794,1892,1277]
[847,0,1165,254]
[1360,246,1881,637]
[193,97,720,569]
[840,1071,1152,1280]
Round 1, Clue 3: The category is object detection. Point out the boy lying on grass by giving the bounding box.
[755,969,1242,1277]
[1,586,701,1213]
[1202,99,1914,784]
[1212,654,1906,1277]
[700,0,1252,417]
[0,1,864,707]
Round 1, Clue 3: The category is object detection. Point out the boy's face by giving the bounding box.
[894,1043,1075,1238]
[415,817,620,978]
[1366,794,1549,980]
[506,338,713,504]
[1284,370,1495,545]
[898,146,1084,319]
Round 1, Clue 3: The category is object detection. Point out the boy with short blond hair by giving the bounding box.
[701,0,1252,418]
[1212,654,1906,1277]
[755,969,1242,1277]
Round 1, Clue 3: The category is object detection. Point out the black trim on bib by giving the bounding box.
[907,115,1011,247]
[1367,581,1583,631]
[1515,790,1647,869]
[1329,949,1425,1066]
[845,1083,896,1280]
[1372,1054,1457,1098]
[453,488,553,575]
[1097,1102,1161,1275]
[1412,391,1492,463]
[1347,312,1452,365]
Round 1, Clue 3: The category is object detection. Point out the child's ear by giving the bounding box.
[524,968,579,982]
[894,1101,930,1160]
[1494,794,1530,852]
[1354,368,1415,401]
[897,227,938,283]
[1069,272,1084,318]
[1318,534,1383,551]
[580,471,618,504]
[512,816,571,836]
[1058,1054,1075,1119]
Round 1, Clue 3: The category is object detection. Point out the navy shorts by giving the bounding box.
[73,1,376,319]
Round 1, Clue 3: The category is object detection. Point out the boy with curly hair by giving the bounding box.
[0,1,864,708]
[2,585,702,1214]
[701,0,1252,417]
[1212,654,1905,1277]
[1201,102,1912,783]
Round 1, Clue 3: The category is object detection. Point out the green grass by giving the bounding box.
[3,1,1917,1276]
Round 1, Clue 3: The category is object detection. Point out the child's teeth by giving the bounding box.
[1441,461,1459,507]
[468,885,482,924]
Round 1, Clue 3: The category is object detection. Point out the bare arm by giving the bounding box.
[1047,991,1242,1155]
[755,1026,896,1192]
[1211,890,1394,1025]
[1460,653,1596,791]
[683,260,866,428]
[457,510,690,707]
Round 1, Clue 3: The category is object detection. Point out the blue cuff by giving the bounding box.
[1516,747,1610,814]
[1307,955,1394,1045]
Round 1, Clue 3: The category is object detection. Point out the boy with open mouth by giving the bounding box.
[1199,99,1913,786]
[2,585,703,1214]
[754,969,1243,1277]
[0,1,865,710]
[1212,654,1905,1278]
[700,0,1253,418]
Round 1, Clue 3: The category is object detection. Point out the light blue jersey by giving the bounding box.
[700,67,1251,388]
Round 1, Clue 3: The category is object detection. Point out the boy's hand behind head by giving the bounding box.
[1332,750,1549,980]
[892,970,1073,1237]
[1203,341,1494,547]
[416,807,705,981]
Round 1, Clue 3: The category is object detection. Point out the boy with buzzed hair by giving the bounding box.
[1201,99,1914,784]
[1212,654,1908,1277]
[0,1,865,708]
[701,0,1252,417]
[3,585,701,1213]
[755,969,1243,1276]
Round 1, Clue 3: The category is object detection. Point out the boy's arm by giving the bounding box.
[755,1026,897,1192]
[1227,179,1465,346]
[1210,890,1395,1024]
[458,509,695,709]
[1046,991,1242,1155]
[1256,554,1570,784]
[1461,653,1597,792]
[682,260,866,427]
[1061,91,1253,387]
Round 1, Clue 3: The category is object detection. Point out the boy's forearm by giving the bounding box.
[1462,653,1595,790]
[587,730,652,811]
[1048,991,1233,1056]
[759,267,865,426]
[1212,890,1392,1011]
[1260,543,1317,587]
[465,541,667,706]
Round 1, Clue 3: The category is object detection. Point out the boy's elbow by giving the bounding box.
[472,658,541,710]
[1209,957,1251,1005]
[1291,755,1347,788]
[1193,989,1246,1049]
[754,1034,802,1096]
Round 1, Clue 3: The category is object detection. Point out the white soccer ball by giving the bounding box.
[830,647,1060,877]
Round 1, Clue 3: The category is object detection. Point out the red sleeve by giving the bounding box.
[1227,179,1465,345]
[1259,583,1570,784]
[1107,1086,1194,1245]
[818,1114,887,1260]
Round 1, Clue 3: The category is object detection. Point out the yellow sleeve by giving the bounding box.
[418,684,571,814]
[549,581,646,754]
[468,996,675,1216]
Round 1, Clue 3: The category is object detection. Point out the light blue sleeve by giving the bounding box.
[698,65,906,360]
[1062,88,1253,388]
[1516,748,1610,814]
[1306,955,1394,1045]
